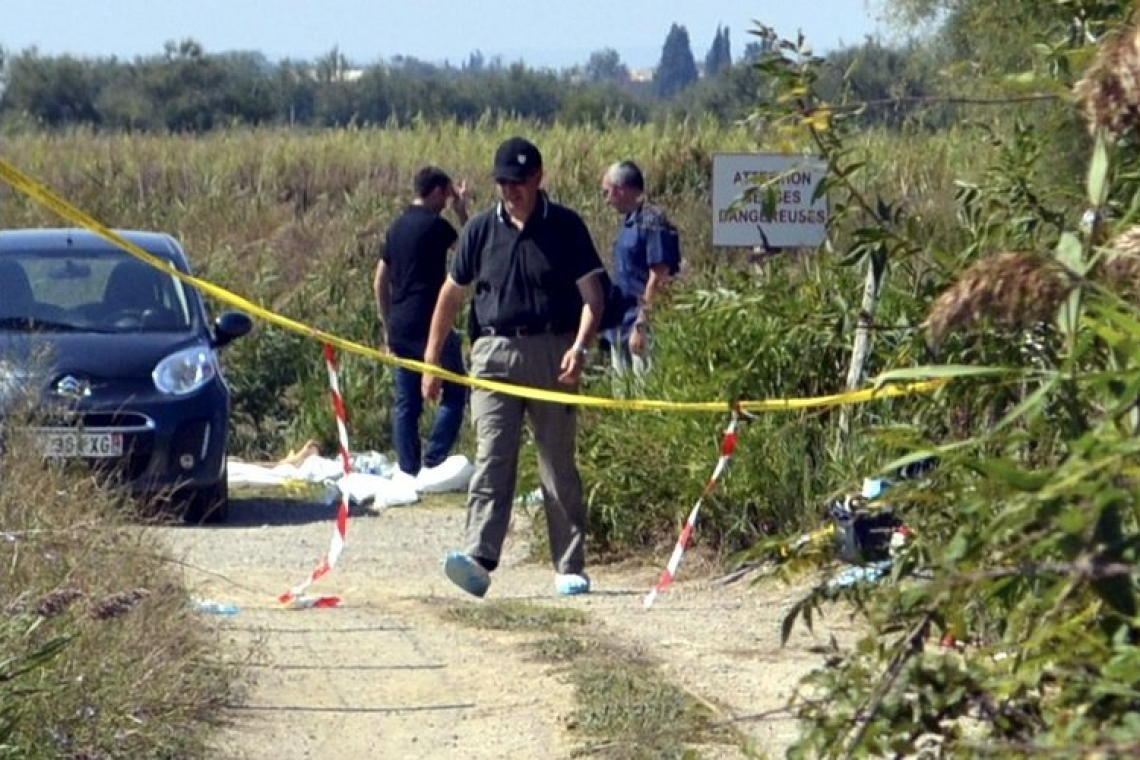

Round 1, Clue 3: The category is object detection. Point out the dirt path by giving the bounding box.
[157,494,857,759]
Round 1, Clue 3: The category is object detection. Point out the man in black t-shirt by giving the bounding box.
[374,166,470,478]
[422,137,606,598]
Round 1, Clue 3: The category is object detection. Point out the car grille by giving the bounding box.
[38,410,152,429]
[10,408,216,496]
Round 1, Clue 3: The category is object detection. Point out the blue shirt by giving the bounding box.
[607,202,681,340]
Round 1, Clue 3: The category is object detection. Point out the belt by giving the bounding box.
[479,323,558,337]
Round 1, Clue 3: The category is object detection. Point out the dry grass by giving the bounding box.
[441,598,588,631]
[925,250,1075,346]
[1075,22,1140,140]
[1095,224,1140,301]
[0,418,244,757]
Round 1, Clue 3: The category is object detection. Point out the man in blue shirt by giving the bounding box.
[600,161,681,375]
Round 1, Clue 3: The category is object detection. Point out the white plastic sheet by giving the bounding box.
[228,451,473,509]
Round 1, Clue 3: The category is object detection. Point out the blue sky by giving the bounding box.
[4,1,891,70]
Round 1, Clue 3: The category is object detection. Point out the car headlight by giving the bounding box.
[153,345,218,396]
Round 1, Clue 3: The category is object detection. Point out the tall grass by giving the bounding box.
[1,119,990,551]
[0,418,241,757]
[0,118,756,456]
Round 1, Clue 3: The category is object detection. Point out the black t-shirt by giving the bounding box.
[382,205,458,353]
[450,195,603,335]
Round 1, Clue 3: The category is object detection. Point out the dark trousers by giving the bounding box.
[392,330,467,476]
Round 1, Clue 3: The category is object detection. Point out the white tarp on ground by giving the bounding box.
[227,452,474,510]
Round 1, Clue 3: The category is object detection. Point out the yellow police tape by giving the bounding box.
[0,157,947,412]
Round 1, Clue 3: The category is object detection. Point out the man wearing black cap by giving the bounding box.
[422,136,606,598]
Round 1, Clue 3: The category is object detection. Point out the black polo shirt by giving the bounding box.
[382,205,458,354]
[451,194,603,335]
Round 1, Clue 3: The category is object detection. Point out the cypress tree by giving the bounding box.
[653,23,699,98]
[704,26,732,77]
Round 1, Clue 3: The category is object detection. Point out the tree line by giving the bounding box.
[2,11,1032,134]
[0,24,759,131]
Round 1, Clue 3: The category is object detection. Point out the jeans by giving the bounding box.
[392,330,467,476]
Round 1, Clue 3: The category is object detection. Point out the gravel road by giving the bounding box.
[155,493,856,759]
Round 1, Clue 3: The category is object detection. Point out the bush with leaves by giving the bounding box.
[736,6,1140,756]
[575,252,941,556]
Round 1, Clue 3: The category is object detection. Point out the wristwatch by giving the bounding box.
[572,342,588,358]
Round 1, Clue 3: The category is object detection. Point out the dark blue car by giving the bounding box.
[0,228,253,523]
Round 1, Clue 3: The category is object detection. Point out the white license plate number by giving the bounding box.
[38,431,124,458]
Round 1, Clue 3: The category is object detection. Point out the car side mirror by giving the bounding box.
[212,311,253,348]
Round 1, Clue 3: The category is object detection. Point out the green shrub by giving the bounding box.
[576,255,930,555]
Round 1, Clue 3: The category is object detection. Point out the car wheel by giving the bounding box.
[183,478,229,525]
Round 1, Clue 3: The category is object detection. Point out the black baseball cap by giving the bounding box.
[493,136,543,183]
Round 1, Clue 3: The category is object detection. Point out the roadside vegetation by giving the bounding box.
[5,0,1140,755]
[0,118,966,555]
[0,418,242,758]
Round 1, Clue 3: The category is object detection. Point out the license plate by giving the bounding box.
[37,430,124,458]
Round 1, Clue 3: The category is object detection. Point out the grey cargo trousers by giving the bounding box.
[464,333,586,575]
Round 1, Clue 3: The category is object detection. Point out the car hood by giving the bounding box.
[0,331,206,380]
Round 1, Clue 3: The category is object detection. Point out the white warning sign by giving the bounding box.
[712,153,829,249]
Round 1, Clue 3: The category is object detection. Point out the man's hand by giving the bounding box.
[451,179,469,204]
[629,323,648,357]
[422,373,443,401]
[558,346,587,384]
[450,179,470,223]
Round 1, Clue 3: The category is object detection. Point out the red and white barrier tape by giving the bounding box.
[278,343,350,609]
[643,411,743,610]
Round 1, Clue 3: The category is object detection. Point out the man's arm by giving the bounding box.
[373,259,391,347]
[422,277,467,400]
[575,272,605,346]
[635,263,671,329]
[559,272,605,384]
[629,263,671,357]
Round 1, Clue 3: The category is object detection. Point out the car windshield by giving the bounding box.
[0,250,196,333]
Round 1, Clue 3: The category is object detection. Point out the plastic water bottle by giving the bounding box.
[350,451,391,476]
[515,487,543,507]
[194,599,239,615]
